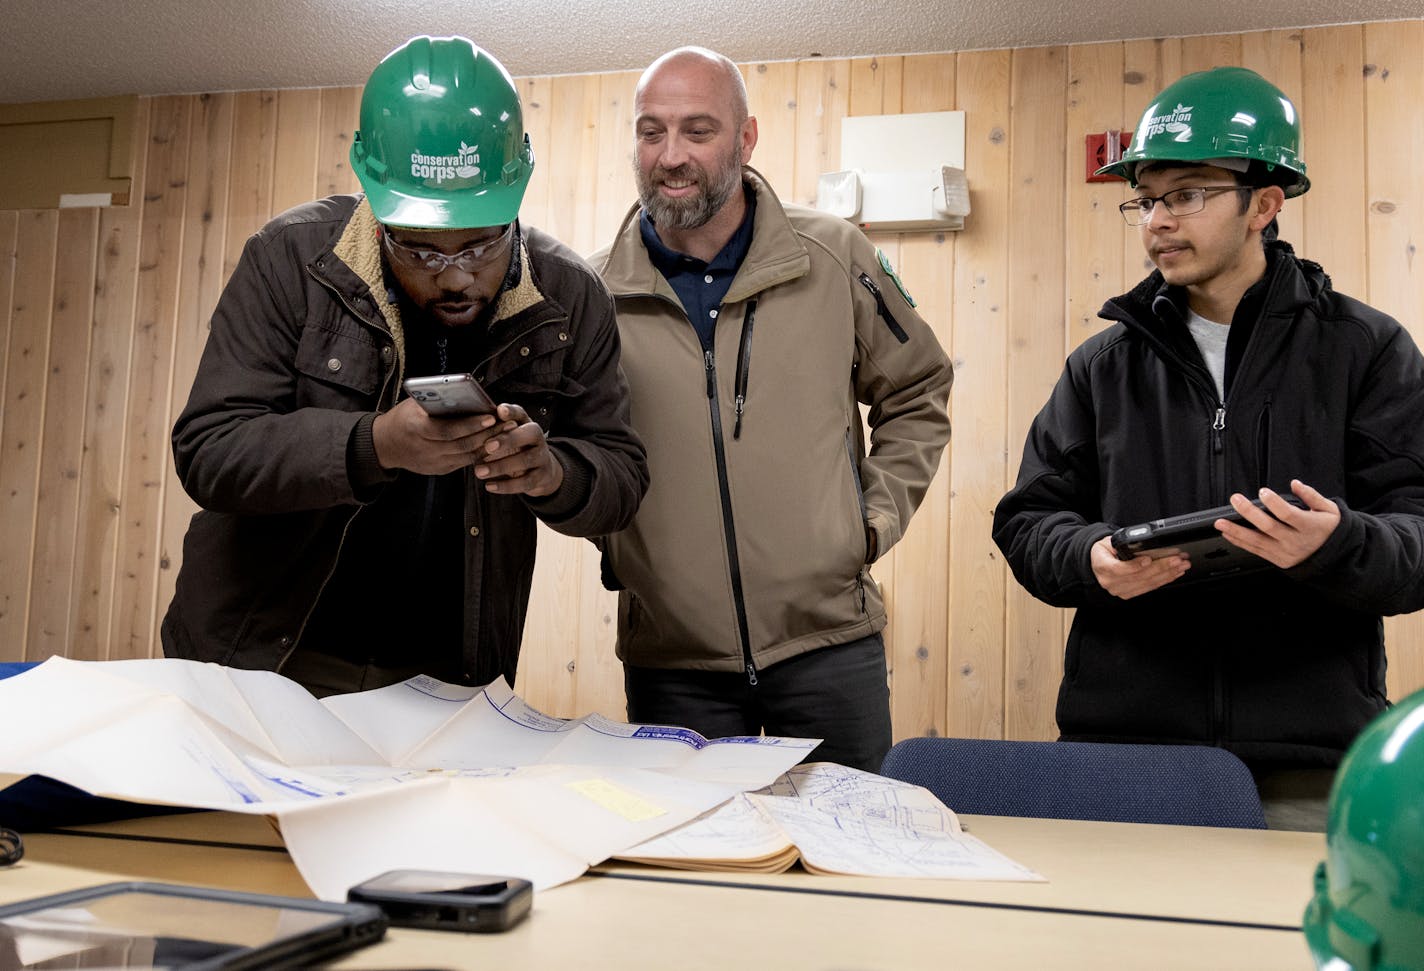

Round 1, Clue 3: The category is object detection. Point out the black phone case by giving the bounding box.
[347,871,533,933]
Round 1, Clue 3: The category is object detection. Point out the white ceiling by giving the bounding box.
[5,0,1423,104]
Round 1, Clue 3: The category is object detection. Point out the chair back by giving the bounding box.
[880,737,1266,828]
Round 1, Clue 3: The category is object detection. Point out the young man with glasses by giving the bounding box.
[993,67,1424,829]
[162,36,647,696]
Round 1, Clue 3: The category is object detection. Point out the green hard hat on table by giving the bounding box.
[350,35,535,229]
[1303,687,1424,971]
[1096,66,1310,198]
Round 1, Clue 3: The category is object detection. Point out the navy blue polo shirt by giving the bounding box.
[639,191,756,351]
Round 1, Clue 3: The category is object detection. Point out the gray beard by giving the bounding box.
[637,161,743,231]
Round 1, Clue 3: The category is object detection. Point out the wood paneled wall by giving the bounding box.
[3,22,1422,742]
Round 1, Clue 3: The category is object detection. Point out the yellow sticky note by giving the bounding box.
[566,779,666,822]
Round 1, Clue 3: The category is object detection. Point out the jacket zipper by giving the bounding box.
[278,266,397,669]
[275,505,365,672]
[857,273,909,343]
[705,348,758,686]
[733,300,758,440]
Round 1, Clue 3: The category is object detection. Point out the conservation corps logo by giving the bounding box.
[410,142,481,184]
[1143,103,1193,138]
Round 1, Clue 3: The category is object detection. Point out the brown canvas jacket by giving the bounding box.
[163,194,646,687]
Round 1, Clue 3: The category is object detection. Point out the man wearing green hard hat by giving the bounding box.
[994,66,1424,829]
[162,36,648,696]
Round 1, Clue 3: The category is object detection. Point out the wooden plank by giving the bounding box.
[108,95,190,660]
[848,55,902,116]
[271,88,322,216]
[0,210,57,659]
[741,60,799,198]
[0,212,16,439]
[68,96,151,661]
[513,522,582,718]
[1004,46,1069,742]
[25,207,99,660]
[223,90,278,278]
[1363,22,1423,334]
[1364,20,1424,701]
[948,49,1012,739]
[517,76,553,231]
[792,58,849,208]
[1298,25,1367,295]
[315,86,362,198]
[1066,41,1127,347]
[886,52,956,741]
[592,71,639,254]
[154,92,235,651]
[575,539,624,721]
[1241,30,1305,249]
[1179,33,1242,75]
[544,74,601,255]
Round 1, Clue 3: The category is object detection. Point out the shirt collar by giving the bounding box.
[638,187,757,275]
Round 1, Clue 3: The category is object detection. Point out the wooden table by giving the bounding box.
[7,811,1324,970]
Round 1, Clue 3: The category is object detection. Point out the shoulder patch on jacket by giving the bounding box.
[877,249,916,308]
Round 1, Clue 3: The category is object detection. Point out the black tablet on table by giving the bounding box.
[0,881,386,970]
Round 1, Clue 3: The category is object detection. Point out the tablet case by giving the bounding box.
[1110,497,1304,583]
[0,881,387,970]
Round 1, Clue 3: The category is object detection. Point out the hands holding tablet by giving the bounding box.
[1217,480,1340,570]
[1094,479,1339,599]
[1091,536,1190,599]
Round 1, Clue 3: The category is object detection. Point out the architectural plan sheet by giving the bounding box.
[0,657,816,897]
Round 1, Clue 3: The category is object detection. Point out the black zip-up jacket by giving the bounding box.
[162,195,647,688]
[993,241,1424,767]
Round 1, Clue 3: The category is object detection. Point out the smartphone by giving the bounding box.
[403,373,497,417]
[346,869,532,933]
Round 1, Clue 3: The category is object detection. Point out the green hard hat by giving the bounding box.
[1303,687,1424,971]
[1097,66,1309,198]
[351,35,535,229]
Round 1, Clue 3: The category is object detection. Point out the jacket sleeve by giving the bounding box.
[847,241,953,557]
[991,354,1118,608]
[522,257,649,538]
[1287,322,1424,615]
[172,227,370,515]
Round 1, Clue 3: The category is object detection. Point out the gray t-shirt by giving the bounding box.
[1186,308,1231,401]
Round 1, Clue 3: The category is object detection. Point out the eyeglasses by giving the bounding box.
[1118,186,1255,225]
[382,222,515,274]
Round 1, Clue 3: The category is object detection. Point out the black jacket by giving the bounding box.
[993,242,1424,766]
[162,195,647,688]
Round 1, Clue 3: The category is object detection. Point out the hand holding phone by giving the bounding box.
[347,869,532,933]
[404,373,497,417]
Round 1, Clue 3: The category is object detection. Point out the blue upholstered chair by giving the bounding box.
[880,737,1266,829]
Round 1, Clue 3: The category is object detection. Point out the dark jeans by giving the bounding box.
[624,633,892,772]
